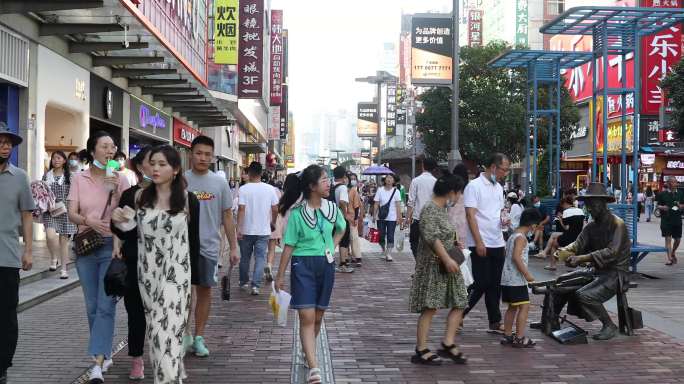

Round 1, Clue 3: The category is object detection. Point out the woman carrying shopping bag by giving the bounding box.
[275,165,346,384]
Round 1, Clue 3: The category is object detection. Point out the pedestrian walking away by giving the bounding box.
[67,130,130,384]
[462,153,510,333]
[408,173,468,366]
[0,124,35,384]
[237,161,279,294]
[407,158,438,258]
[108,145,153,380]
[275,165,347,384]
[184,135,239,358]
[112,145,201,383]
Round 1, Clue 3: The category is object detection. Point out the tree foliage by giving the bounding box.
[415,41,580,167]
[662,58,684,137]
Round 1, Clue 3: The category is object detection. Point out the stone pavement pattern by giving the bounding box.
[8,232,684,383]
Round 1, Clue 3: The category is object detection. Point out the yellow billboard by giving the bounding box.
[214,0,239,64]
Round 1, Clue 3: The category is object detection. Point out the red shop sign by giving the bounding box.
[173,118,202,148]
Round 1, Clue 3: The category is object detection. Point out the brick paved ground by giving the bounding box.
[8,233,684,384]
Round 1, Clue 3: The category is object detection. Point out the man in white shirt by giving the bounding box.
[406,158,438,258]
[462,153,511,332]
[237,162,279,295]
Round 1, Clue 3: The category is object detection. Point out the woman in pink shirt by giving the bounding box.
[67,131,129,384]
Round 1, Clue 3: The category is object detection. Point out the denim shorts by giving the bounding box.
[290,256,335,310]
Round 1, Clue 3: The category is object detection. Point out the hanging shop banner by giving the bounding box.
[386,83,397,136]
[357,102,379,138]
[279,86,288,139]
[269,106,280,140]
[399,32,412,86]
[270,10,284,105]
[515,0,528,47]
[173,118,202,148]
[238,0,264,99]
[410,14,453,85]
[214,0,239,64]
[129,96,172,142]
[641,0,682,115]
[468,10,483,47]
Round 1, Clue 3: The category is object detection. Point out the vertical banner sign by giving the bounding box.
[270,10,283,105]
[641,0,682,116]
[410,14,453,85]
[468,10,483,47]
[357,103,379,137]
[386,83,397,136]
[515,0,528,47]
[279,29,289,139]
[238,0,264,98]
[214,0,239,64]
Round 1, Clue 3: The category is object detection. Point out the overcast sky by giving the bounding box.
[270,0,453,157]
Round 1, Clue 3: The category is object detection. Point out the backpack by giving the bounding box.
[329,183,345,203]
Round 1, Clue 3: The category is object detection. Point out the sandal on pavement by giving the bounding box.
[500,334,514,346]
[512,336,536,348]
[437,342,467,364]
[410,348,442,366]
[307,368,322,384]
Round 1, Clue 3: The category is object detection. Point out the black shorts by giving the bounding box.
[501,285,530,306]
[661,221,683,239]
[333,219,351,248]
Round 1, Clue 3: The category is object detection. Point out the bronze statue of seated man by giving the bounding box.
[547,183,631,341]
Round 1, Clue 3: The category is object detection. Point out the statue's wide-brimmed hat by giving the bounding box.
[577,182,615,202]
[0,122,22,146]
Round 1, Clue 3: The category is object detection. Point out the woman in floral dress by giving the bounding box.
[409,173,468,366]
[112,146,199,383]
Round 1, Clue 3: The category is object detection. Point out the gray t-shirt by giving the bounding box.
[0,164,36,268]
[185,170,232,260]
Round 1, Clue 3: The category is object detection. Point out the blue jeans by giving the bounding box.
[377,220,397,250]
[239,235,270,288]
[75,237,117,358]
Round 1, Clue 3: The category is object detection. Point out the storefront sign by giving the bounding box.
[269,106,280,140]
[121,0,207,84]
[357,102,379,138]
[279,84,288,139]
[173,118,202,148]
[411,14,453,85]
[270,10,284,105]
[596,115,634,153]
[570,125,588,139]
[399,32,411,86]
[214,0,239,64]
[468,10,483,47]
[104,88,113,119]
[238,0,264,99]
[90,74,123,126]
[386,83,397,136]
[641,153,656,166]
[641,0,682,115]
[515,0,528,47]
[667,160,684,169]
[129,96,171,142]
[646,119,660,144]
[75,79,86,101]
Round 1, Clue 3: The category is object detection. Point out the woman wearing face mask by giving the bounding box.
[373,174,403,261]
[68,151,82,173]
[408,173,468,366]
[109,145,154,380]
[67,131,130,384]
[42,151,77,278]
[112,145,200,384]
[114,151,138,187]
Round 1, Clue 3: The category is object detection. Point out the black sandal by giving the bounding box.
[437,343,467,364]
[512,336,536,348]
[500,335,514,346]
[410,348,442,365]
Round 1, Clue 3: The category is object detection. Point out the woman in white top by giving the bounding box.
[507,192,524,230]
[373,174,403,261]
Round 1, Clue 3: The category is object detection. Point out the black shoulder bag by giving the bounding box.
[378,188,397,220]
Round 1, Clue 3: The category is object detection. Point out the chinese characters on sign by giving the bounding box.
[279,29,289,139]
[386,83,397,136]
[357,102,379,138]
[468,10,483,47]
[667,160,684,169]
[410,15,453,84]
[238,0,264,98]
[515,0,528,47]
[214,0,238,64]
[270,10,283,105]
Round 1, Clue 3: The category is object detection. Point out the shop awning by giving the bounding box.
[239,142,267,154]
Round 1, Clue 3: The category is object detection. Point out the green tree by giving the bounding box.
[662,58,684,137]
[415,40,580,168]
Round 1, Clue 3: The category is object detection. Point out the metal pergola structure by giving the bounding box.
[540,6,684,247]
[490,50,592,197]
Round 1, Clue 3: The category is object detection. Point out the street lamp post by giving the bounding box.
[355,71,397,167]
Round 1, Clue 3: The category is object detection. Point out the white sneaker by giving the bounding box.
[102,358,113,373]
[240,283,250,292]
[251,287,260,295]
[89,365,104,384]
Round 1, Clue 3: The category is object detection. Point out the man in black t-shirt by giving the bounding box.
[656,176,684,265]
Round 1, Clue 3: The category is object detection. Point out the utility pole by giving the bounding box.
[448,0,462,170]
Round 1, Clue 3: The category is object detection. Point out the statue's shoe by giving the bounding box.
[592,324,618,341]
